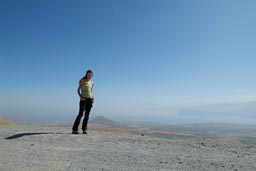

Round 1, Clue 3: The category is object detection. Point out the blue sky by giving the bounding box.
[1,0,256,124]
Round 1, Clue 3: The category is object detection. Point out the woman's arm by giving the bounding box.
[91,83,94,103]
[77,80,85,100]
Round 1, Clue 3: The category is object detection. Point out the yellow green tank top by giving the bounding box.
[81,80,94,98]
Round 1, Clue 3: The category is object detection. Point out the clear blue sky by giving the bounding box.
[1,0,256,123]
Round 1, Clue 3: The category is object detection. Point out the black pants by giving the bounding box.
[72,99,93,131]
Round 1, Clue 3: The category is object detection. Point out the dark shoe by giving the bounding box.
[83,130,87,134]
[72,130,79,134]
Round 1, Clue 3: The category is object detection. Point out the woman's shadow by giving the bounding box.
[5,132,67,140]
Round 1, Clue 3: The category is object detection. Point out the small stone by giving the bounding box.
[201,143,206,147]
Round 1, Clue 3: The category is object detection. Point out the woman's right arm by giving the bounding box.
[77,80,84,100]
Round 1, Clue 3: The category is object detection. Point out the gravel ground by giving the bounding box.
[1,124,256,171]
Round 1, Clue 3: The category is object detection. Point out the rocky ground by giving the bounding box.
[1,124,256,171]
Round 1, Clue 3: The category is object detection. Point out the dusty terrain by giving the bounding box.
[1,123,256,171]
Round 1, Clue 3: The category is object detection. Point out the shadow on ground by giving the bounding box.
[5,132,67,140]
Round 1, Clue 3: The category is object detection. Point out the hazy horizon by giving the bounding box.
[1,0,256,125]
[2,100,256,125]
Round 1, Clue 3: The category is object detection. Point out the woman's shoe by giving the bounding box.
[72,130,79,134]
[83,130,87,134]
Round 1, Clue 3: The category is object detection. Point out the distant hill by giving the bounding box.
[89,116,129,128]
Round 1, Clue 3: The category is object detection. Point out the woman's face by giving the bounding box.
[87,72,93,80]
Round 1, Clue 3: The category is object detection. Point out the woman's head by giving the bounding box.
[80,70,93,82]
[85,70,93,80]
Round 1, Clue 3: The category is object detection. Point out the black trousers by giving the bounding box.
[72,99,93,131]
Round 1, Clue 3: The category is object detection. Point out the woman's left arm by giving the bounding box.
[91,83,94,103]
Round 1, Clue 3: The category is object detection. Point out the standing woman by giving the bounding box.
[72,70,94,134]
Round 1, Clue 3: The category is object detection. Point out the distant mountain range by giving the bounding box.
[180,100,256,116]
[178,100,256,124]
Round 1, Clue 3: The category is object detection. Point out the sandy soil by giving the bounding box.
[1,124,256,171]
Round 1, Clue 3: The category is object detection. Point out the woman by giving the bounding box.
[72,70,94,134]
